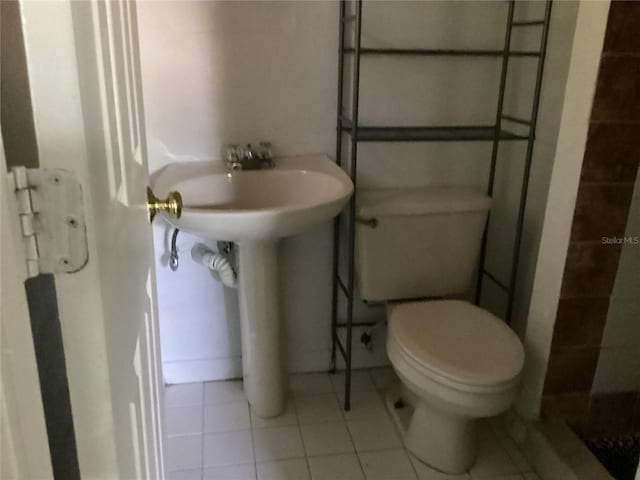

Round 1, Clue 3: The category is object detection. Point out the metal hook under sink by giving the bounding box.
[169,228,180,271]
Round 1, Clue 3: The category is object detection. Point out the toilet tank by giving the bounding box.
[355,187,491,302]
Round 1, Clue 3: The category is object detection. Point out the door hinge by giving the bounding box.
[9,166,89,278]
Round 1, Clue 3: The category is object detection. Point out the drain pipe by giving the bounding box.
[169,228,180,271]
[191,243,238,288]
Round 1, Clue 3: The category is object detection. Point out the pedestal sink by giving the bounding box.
[152,155,353,417]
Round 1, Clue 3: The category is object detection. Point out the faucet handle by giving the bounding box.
[224,144,243,170]
[245,144,255,160]
[225,144,239,160]
[258,141,272,159]
[257,142,274,169]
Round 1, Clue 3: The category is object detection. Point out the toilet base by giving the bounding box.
[385,385,477,474]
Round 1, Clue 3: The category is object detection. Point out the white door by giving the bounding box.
[14,1,166,478]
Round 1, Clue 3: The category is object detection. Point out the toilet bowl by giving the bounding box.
[385,299,525,473]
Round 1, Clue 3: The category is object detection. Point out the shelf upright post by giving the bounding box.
[343,0,363,412]
[331,0,348,373]
[475,0,516,306]
[506,0,553,323]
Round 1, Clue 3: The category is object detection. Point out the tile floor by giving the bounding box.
[164,368,540,480]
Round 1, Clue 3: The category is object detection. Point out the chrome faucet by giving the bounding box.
[258,142,274,169]
[224,142,274,171]
[225,144,243,171]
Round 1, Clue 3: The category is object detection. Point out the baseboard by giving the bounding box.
[163,347,393,384]
[162,357,242,384]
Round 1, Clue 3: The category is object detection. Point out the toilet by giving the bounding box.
[355,186,525,474]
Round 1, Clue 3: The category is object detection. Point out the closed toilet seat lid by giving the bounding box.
[388,300,524,388]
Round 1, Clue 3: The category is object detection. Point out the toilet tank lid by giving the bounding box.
[356,186,491,218]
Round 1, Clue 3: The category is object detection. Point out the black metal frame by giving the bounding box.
[331,0,553,411]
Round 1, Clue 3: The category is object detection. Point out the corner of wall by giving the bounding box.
[517,0,611,420]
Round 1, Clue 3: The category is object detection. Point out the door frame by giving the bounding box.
[1,137,54,480]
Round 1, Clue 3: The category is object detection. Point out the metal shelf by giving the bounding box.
[331,0,553,413]
[343,48,540,58]
[340,121,529,142]
[512,20,545,26]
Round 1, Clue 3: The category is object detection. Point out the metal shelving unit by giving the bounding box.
[340,121,530,142]
[330,0,553,411]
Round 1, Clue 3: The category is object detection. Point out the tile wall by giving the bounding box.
[542,0,640,437]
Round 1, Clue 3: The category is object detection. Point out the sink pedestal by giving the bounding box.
[154,155,353,417]
[237,242,287,418]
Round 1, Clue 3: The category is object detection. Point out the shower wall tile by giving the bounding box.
[603,0,640,54]
[542,391,640,437]
[552,297,608,348]
[586,391,638,436]
[590,56,640,123]
[570,184,634,242]
[560,243,621,298]
[580,124,640,184]
[545,1,640,429]
[544,347,600,394]
[541,393,590,432]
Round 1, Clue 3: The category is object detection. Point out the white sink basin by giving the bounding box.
[152,154,353,242]
[151,154,352,418]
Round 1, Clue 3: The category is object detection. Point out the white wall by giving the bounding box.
[504,1,580,337]
[138,1,339,381]
[338,0,509,368]
[592,168,640,394]
[516,0,611,418]
[479,0,579,325]
[137,1,579,382]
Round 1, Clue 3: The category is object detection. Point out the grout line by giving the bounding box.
[576,180,637,187]
[164,357,244,366]
[406,452,421,479]
[247,393,258,480]
[588,119,640,125]
[341,403,366,478]
[372,367,421,480]
[291,394,314,480]
[190,374,532,479]
[336,390,348,422]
